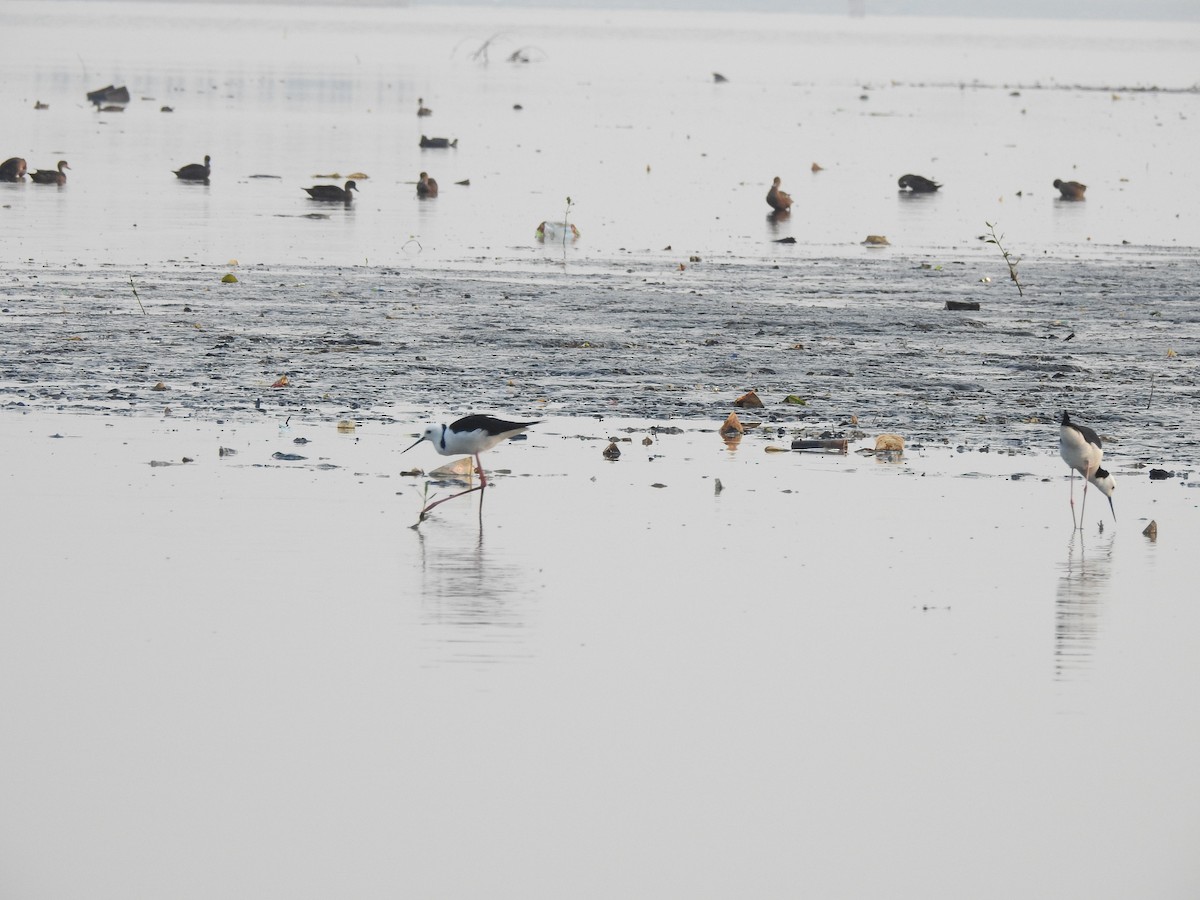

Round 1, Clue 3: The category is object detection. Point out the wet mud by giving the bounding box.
[2,248,1198,464]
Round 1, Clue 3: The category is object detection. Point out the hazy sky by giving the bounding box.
[405,0,1199,21]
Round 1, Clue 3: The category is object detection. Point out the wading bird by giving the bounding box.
[1059,410,1115,529]
[404,415,538,519]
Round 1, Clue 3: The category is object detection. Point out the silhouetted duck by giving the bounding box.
[416,172,438,198]
[766,176,792,212]
[1053,178,1086,200]
[420,135,458,149]
[898,174,941,193]
[174,155,211,181]
[304,180,358,202]
[30,160,69,185]
[0,157,27,181]
[417,97,432,117]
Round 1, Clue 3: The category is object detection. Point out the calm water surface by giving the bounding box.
[2,2,1199,267]
[3,4,1200,898]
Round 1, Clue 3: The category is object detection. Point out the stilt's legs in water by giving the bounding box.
[1069,469,1078,530]
[416,454,492,523]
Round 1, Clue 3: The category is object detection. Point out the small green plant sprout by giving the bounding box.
[562,196,574,249]
[984,221,1023,297]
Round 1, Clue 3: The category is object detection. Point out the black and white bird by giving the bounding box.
[898,173,941,193]
[404,415,538,517]
[1059,410,1115,528]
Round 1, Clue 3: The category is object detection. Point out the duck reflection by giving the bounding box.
[1054,530,1115,680]
[413,527,532,666]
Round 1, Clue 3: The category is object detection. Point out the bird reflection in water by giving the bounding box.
[1054,530,1116,680]
[413,527,532,667]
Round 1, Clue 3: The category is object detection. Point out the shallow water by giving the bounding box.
[2,409,1199,898]
[3,4,1200,897]
[2,3,1199,267]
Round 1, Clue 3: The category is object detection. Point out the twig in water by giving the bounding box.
[984,221,1024,297]
[563,196,574,250]
[129,276,147,315]
[1147,373,1156,410]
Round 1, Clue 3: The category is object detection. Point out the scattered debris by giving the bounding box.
[536,221,580,242]
[87,84,130,106]
[734,390,763,408]
[862,235,890,246]
[602,441,621,460]
[875,433,905,452]
[720,411,744,436]
[791,439,849,454]
[1143,520,1158,540]
[946,300,980,311]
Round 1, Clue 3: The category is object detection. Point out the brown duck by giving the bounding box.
[30,160,70,185]
[1053,178,1086,200]
[304,180,358,202]
[417,97,432,117]
[766,176,793,212]
[416,172,438,198]
[0,157,27,181]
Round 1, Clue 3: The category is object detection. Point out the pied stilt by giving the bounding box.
[1059,410,1116,529]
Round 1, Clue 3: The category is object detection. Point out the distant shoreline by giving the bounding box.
[29,0,1200,25]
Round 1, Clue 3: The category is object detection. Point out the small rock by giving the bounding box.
[720,411,744,436]
[602,441,621,460]
[734,390,764,409]
[1143,520,1158,539]
[863,235,890,246]
[875,434,905,452]
[1148,468,1174,480]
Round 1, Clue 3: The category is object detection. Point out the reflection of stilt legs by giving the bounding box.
[417,454,489,522]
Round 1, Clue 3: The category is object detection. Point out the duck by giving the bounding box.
[1053,178,1086,200]
[416,172,438,198]
[0,157,27,181]
[304,180,358,202]
[766,176,792,212]
[898,174,941,193]
[420,135,458,149]
[173,155,211,181]
[417,97,432,117]
[30,160,69,185]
